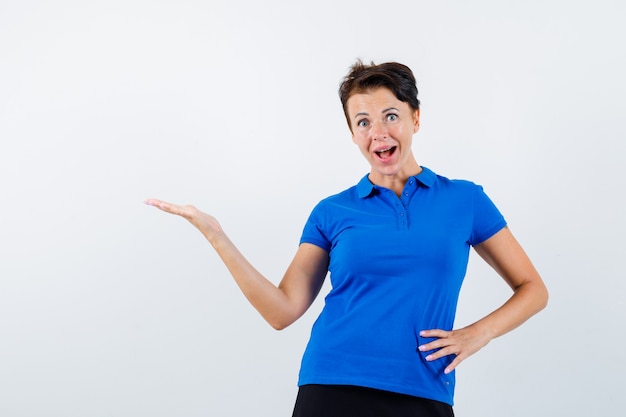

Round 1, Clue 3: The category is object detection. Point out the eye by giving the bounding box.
[356,119,369,128]
[386,113,399,122]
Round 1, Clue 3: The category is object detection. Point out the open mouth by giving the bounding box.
[375,146,397,159]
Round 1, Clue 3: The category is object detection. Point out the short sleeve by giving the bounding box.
[300,202,332,251]
[469,185,507,246]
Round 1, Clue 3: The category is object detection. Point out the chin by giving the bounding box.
[374,166,401,177]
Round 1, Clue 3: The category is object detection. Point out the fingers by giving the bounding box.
[418,329,452,353]
[418,332,456,360]
[420,329,450,339]
[418,328,476,374]
[144,198,169,210]
[418,330,452,362]
[418,326,491,374]
[145,199,222,239]
[444,356,463,374]
[144,199,188,217]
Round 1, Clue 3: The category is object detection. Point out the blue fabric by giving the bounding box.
[297,166,507,406]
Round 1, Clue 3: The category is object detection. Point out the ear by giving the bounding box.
[412,109,421,133]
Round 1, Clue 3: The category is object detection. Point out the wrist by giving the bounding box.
[471,319,497,342]
[206,228,229,248]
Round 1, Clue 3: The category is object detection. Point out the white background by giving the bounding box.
[1,1,624,416]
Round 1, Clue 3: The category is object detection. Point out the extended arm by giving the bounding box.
[145,199,329,330]
[419,227,548,373]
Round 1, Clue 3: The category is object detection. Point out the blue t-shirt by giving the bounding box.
[298,166,506,406]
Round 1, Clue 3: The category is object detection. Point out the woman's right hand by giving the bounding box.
[144,198,329,329]
[144,199,223,242]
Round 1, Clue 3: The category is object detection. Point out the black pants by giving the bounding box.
[292,384,455,417]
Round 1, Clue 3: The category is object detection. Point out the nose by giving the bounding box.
[370,120,388,140]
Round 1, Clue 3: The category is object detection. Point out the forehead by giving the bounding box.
[347,87,406,114]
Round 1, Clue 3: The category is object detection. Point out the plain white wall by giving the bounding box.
[1,0,624,416]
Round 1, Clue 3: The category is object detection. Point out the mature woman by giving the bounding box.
[145,60,548,417]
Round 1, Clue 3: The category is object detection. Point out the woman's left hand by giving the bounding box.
[418,325,493,374]
[419,228,548,375]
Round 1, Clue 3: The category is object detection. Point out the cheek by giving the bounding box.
[396,124,413,139]
[354,139,371,156]
[352,133,367,146]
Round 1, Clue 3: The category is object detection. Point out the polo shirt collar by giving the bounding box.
[356,166,437,199]
[356,175,374,198]
[415,166,436,187]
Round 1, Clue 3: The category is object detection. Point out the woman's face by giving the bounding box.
[347,87,420,182]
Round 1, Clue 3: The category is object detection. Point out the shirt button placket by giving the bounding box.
[399,209,406,227]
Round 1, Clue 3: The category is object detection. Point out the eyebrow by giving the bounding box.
[353,107,400,120]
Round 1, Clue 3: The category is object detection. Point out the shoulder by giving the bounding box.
[421,166,483,193]
[313,176,366,208]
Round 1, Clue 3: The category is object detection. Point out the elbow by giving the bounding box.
[267,316,296,331]
[269,321,291,331]
[270,323,288,331]
[262,297,310,330]
[533,281,549,313]
[540,285,549,311]
[264,304,304,330]
[516,278,549,315]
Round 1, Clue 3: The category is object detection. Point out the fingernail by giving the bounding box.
[425,355,432,361]
[418,345,425,352]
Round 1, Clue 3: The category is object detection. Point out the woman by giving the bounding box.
[145,61,548,417]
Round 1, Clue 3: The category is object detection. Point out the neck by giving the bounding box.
[369,162,422,197]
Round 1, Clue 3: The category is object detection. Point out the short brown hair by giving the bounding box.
[339,60,421,131]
